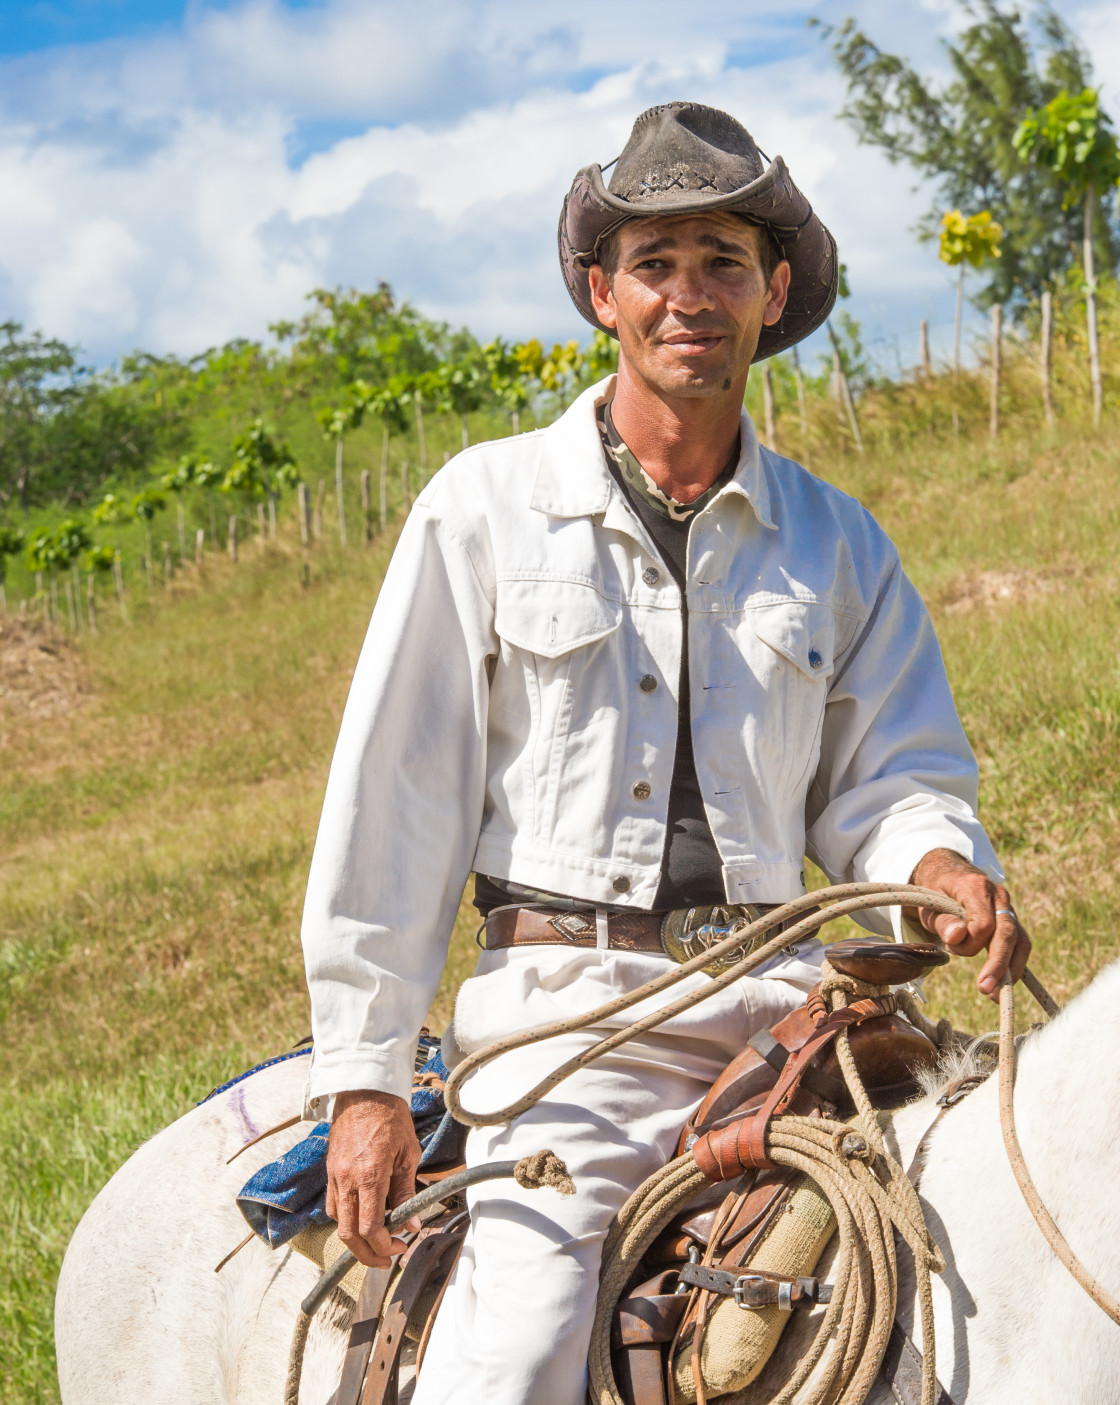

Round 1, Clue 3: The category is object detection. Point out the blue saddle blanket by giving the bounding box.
[235,1042,467,1249]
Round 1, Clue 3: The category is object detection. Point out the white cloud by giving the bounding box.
[0,0,1115,367]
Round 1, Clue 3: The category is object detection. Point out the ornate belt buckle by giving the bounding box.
[659,904,767,976]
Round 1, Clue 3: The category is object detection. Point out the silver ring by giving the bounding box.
[995,908,1017,920]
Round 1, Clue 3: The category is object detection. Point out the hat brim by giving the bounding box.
[558,156,837,362]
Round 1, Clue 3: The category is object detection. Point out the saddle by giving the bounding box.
[613,938,949,1405]
[333,938,949,1405]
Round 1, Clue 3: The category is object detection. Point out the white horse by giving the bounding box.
[56,962,1120,1404]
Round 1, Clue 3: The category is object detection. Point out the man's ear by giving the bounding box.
[762,260,792,328]
[588,265,618,331]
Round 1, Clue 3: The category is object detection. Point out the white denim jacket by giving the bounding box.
[301,377,1001,1104]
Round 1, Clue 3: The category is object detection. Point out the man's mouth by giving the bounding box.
[660,333,725,355]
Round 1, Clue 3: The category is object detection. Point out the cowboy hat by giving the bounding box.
[558,101,838,361]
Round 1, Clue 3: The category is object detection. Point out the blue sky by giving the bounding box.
[0,0,1116,373]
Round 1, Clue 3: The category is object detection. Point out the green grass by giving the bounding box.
[2,409,1119,1401]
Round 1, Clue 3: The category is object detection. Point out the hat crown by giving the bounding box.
[607,102,766,204]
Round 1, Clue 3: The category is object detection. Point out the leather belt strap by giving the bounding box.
[483,903,788,957]
[677,1261,833,1309]
[484,906,667,954]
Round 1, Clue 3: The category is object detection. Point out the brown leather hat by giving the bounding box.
[558,101,838,361]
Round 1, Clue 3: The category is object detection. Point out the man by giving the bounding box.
[302,102,1029,1403]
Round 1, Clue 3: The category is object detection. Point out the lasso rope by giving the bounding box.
[445,883,969,1128]
[998,973,1120,1325]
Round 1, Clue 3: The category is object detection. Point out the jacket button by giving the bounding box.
[639,674,658,693]
[808,649,823,669]
[632,781,651,800]
[642,566,660,586]
[612,876,631,894]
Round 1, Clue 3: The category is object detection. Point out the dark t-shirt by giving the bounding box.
[473,401,737,916]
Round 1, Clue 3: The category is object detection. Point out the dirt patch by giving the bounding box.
[0,616,87,718]
[941,565,1082,614]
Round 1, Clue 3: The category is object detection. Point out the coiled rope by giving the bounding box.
[588,952,947,1405]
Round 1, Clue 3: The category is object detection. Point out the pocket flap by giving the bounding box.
[495,579,623,659]
[748,600,836,679]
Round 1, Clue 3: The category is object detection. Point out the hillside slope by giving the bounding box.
[2,417,1118,1402]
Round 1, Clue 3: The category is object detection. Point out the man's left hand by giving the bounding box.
[908,848,1031,999]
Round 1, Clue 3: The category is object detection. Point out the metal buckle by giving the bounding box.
[733,1274,795,1312]
[936,1072,988,1108]
[732,1274,766,1309]
[659,904,768,974]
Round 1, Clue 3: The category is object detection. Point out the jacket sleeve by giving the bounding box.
[300,494,496,1108]
[804,556,1003,938]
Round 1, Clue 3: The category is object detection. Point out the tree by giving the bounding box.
[0,321,82,509]
[482,340,530,435]
[162,454,200,558]
[1014,87,1120,423]
[434,359,487,450]
[0,524,23,610]
[317,392,366,546]
[225,418,298,540]
[820,3,1115,310]
[939,209,1004,374]
[130,488,167,563]
[366,380,414,532]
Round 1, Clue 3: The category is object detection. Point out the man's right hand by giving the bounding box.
[326,1089,422,1268]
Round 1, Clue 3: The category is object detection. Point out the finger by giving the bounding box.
[325,1175,337,1223]
[334,1186,387,1269]
[977,909,1021,997]
[1009,925,1032,983]
[387,1158,419,1214]
[922,906,969,948]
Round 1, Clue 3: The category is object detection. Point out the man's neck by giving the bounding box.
[607,361,745,504]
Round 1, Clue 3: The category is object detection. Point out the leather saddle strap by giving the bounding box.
[693,997,895,1180]
[359,1227,466,1405]
[677,1262,833,1308]
[880,1320,957,1405]
[335,1265,394,1405]
[613,1273,687,1405]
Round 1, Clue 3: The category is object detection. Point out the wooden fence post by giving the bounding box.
[314,480,325,541]
[791,346,809,465]
[113,550,127,621]
[414,396,428,483]
[1040,289,1054,426]
[63,575,76,632]
[989,303,1002,440]
[335,436,348,547]
[195,528,205,566]
[257,502,267,554]
[762,363,777,448]
[86,573,97,634]
[401,459,411,512]
[228,516,238,563]
[297,483,311,545]
[827,322,864,454]
[163,540,173,581]
[919,319,932,378]
[360,469,372,545]
[379,448,388,533]
[177,501,187,560]
[1084,185,1102,428]
[268,494,277,541]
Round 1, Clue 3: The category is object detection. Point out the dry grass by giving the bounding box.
[2,408,1118,1401]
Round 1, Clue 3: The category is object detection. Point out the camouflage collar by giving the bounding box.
[599,400,736,522]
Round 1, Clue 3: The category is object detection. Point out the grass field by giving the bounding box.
[2,412,1118,1401]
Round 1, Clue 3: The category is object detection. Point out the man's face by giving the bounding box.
[588,212,790,399]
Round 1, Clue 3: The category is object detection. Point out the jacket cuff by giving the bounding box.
[306,1048,416,1121]
[851,817,1004,941]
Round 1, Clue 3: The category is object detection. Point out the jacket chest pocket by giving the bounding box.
[744,599,839,791]
[492,579,625,736]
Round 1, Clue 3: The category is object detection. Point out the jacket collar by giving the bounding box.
[530,374,777,531]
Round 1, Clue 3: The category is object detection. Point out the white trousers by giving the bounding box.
[412,942,823,1405]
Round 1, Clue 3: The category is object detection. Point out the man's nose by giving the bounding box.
[663,266,717,318]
